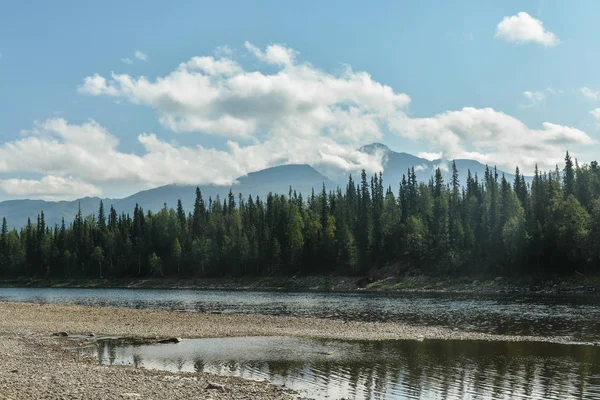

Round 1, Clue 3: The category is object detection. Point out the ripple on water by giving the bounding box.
[74,336,600,400]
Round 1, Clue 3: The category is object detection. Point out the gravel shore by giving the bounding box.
[0,301,573,399]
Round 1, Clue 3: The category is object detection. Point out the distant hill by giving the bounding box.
[0,147,528,229]
[113,163,335,217]
[359,143,524,190]
[0,197,110,231]
[0,164,334,228]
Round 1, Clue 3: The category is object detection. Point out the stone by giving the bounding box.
[52,331,69,337]
[157,337,182,344]
[206,382,225,391]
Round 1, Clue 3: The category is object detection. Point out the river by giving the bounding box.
[2,287,600,341]
[3,287,600,399]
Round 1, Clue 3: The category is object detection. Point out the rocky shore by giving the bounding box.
[0,301,576,399]
[2,274,599,295]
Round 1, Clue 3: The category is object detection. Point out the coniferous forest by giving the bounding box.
[0,152,598,280]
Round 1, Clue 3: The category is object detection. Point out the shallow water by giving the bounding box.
[87,336,600,400]
[2,287,600,341]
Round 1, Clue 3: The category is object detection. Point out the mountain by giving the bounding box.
[114,164,335,217]
[0,197,110,231]
[0,147,527,229]
[0,164,333,229]
[359,143,523,190]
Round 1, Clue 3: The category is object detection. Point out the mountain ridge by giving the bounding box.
[0,147,525,228]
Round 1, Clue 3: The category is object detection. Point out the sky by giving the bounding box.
[1,0,600,200]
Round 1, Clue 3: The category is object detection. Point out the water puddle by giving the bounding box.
[82,336,600,400]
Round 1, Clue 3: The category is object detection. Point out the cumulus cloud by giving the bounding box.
[134,50,148,62]
[36,42,581,198]
[590,108,600,127]
[244,41,298,66]
[121,58,134,65]
[495,12,559,47]
[413,164,430,172]
[0,119,243,188]
[79,42,410,143]
[417,152,442,161]
[0,176,100,201]
[389,107,592,174]
[0,117,386,199]
[581,87,599,101]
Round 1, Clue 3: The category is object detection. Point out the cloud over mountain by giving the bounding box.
[0,42,590,199]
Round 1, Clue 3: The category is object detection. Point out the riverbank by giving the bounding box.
[0,301,578,399]
[2,273,600,295]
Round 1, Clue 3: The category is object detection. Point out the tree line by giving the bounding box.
[0,152,598,280]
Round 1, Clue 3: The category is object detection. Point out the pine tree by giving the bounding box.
[192,188,205,238]
[432,168,449,258]
[97,200,106,231]
[564,151,575,197]
[357,169,371,271]
[176,199,187,231]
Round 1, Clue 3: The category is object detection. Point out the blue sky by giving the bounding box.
[0,0,599,200]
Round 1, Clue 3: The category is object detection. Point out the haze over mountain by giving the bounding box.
[359,143,523,190]
[0,145,525,229]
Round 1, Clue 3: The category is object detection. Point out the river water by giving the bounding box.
[89,336,600,400]
[2,287,600,340]
[3,287,600,399]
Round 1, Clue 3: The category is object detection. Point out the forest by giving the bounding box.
[0,152,598,280]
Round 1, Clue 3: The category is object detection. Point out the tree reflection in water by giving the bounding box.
[89,337,600,400]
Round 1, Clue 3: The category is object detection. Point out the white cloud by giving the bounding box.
[182,56,242,76]
[581,87,599,101]
[545,87,563,94]
[67,42,595,198]
[0,176,100,201]
[244,41,298,66]
[495,12,559,47]
[522,90,545,108]
[79,74,120,96]
[417,152,442,161]
[134,50,148,62]
[79,42,410,144]
[524,91,545,101]
[0,117,386,199]
[121,58,134,65]
[434,161,449,173]
[413,164,430,172]
[590,108,600,127]
[389,107,592,174]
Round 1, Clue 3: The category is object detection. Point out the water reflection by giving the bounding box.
[2,288,600,341]
[88,336,600,400]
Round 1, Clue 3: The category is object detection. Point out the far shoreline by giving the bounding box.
[1,274,599,296]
